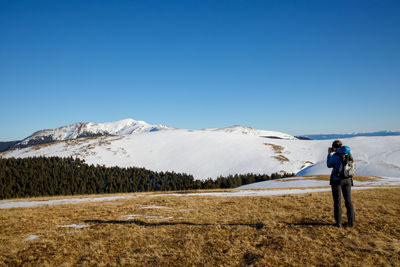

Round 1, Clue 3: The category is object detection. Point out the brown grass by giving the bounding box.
[273,155,289,163]
[17,135,121,153]
[263,143,284,153]
[264,143,290,163]
[300,161,314,169]
[307,175,382,182]
[1,187,400,266]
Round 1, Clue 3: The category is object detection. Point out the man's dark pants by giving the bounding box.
[331,178,355,226]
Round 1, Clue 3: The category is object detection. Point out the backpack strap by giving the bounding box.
[334,153,348,178]
[348,153,354,163]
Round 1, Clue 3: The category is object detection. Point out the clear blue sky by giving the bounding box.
[1,0,399,141]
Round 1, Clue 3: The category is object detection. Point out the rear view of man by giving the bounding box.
[327,140,355,227]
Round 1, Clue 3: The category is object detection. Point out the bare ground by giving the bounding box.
[1,187,399,266]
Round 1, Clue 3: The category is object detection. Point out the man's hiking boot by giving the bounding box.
[342,222,354,227]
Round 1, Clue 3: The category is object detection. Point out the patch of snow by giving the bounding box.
[355,176,400,186]
[238,176,400,189]
[57,224,88,229]
[125,214,173,220]
[237,178,327,189]
[177,208,195,212]
[171,188,333,197]
[139,205,171,209]
[161,186,395,197]
[23,235,40,241]
[0,196,136,209]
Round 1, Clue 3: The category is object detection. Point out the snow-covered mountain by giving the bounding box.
[12,119,172,150]
[8,119,296,151]
[2,121,400,180]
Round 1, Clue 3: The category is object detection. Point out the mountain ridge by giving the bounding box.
[10,119,173,150]
[5,119,296,151]
[300,130,400,140]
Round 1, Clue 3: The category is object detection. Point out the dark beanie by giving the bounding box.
[332,140,343,149]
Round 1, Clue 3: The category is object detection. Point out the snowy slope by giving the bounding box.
[297,136,400,177]
[204,125,296,140]
[3,126,400,180]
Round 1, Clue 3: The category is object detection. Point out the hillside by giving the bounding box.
[2,125,400,179]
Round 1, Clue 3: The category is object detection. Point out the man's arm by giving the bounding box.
[327,149,336,168]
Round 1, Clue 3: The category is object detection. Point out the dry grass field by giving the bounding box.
[1,187,400,266]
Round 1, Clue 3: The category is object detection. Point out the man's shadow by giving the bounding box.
[84,219,265,229]
[285,221,333,226]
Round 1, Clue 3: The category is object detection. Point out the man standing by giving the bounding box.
[327,140,355,227]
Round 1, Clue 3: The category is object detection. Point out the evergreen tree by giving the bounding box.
[0,157,295,199]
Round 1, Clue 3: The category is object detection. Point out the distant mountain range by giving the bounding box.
[300,131,400,140]
[0,141,20,153]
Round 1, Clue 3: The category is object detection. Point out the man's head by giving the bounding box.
[332,140,343,151]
